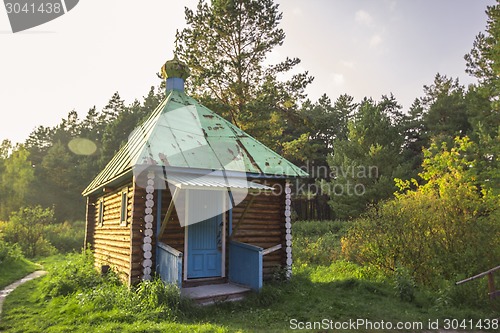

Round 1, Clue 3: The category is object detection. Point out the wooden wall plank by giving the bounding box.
[88,182,134,284]
[231,178,286,280]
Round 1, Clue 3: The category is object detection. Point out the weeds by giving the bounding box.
[394,265,416,303]
[0,240,23,264]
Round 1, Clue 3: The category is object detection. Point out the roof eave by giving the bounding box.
[82,169,133,197]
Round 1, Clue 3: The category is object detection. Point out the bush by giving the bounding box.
[292,220,347,237]
[2,205,57,258]
[2,206,85,257]
[292,220,348,266]
[341,138,500,287]
[0,239,23,264]
[44,220,85,253]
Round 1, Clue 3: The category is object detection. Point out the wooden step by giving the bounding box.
[181,283,252,306]
[183,277,227,288]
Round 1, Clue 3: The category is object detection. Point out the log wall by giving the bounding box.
[88,183,134,283]
[158,187,185,253]
[232,179,286,280]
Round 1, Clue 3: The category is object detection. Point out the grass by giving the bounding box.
[1,220,498,332]
[2,263,496,333]
[0,257,39,289]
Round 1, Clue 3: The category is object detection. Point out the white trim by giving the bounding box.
[262,244,282,255]
[142,171,155,281]
[120,188,128,226]
[221,191,226,278]
[183,189,189,281]
[285,181,292,279]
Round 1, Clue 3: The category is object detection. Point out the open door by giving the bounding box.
[187,214,222,278]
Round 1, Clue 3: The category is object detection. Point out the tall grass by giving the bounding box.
[39,250,193,321]
[292,220,348,266]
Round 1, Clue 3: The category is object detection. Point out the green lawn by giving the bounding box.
[0,258,39,289]
[0,221,498,332]
[1,261,496,332]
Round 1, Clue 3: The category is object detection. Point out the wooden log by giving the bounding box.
[231,224,281,231]
[456,265,500,285]
[94,246,131,259]
[94,254,130,270]
[93,238,131,249]
[488,273,496,299]
[231,195,256,237]
[233,230,281,237]
[232,236,281,244]
[93,230,130,237]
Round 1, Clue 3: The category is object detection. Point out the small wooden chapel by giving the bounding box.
[82,55,307,296]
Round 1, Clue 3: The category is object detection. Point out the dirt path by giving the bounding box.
[0,270,47,319]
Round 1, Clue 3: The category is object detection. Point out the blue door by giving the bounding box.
[187,214,222,278]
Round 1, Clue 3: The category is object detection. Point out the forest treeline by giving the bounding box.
[0,0,499,228]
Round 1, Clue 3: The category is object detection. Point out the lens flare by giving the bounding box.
[68,137,97,155]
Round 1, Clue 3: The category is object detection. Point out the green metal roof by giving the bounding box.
[82,90,307,196]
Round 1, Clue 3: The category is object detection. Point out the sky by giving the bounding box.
[0,0,496,145]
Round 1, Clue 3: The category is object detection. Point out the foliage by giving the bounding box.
[13,85,165,223]
[292,220,347,266]
[177,0,313,158]
[464,1,500,136]
[40,250,192,322]
[2,206,57,258]
[393,266,416,303]
[40,250,106,297]
[328,95,410,219]
[0,144,34,220]
[0,239,23,265]
[290,94,356,169]
[341,137,500,288]
[0,234,39,289]
[421,74,471,145]
[43,220,85,253]
[292,219,347,237]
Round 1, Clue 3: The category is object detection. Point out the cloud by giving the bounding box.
[330,72,345,86]
[292,7,302,16]
[369,34,382,47]
[355,10,373,27]
[386,0,397,11]
[341,61,355,69]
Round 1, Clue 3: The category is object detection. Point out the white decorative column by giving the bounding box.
[284,181,292,279]
[142,170,155,280]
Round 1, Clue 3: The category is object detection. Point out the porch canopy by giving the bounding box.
[158,172,274,231]
[161,173,274,192]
